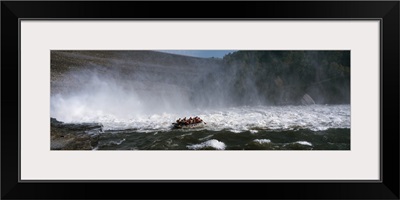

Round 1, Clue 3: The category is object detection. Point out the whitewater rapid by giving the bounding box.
[51,104,350,133]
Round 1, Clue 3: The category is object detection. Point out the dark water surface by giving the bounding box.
[94,128,350,150]
[51,105,350,150]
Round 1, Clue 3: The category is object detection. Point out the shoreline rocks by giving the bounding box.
[50,118,103,150]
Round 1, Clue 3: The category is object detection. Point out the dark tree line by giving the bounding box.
[193,51,350,107]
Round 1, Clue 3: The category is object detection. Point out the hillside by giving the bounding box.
[51,50,223,95]
[51,50,350,107]
[219,51,350,105]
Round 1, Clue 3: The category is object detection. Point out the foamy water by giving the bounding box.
[51,104,350,132]
[295,141,313,146]
[187,139,226,150]
[253,139,271,144]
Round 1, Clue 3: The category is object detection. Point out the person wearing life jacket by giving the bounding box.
[179,117,184,125]
[197,117,206,124]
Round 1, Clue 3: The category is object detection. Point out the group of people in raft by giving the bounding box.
[175,116,205,126]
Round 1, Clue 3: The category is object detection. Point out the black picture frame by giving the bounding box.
[2,1,399,199]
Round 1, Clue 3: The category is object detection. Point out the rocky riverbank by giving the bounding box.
[51,118,103,150]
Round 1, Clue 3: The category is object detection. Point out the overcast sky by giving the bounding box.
[157,50,237,58]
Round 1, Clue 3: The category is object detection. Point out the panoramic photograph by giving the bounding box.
[50,50,350,150]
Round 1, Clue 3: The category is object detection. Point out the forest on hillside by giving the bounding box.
[194,51,350,106]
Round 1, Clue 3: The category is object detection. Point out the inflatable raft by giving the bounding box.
[172,122,206,129]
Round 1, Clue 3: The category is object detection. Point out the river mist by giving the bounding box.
[50,50,350,150]
[51,51,227,122]
[51,50,350,122]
